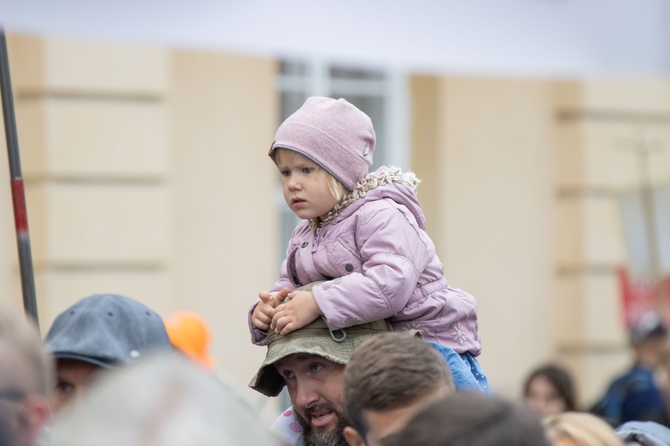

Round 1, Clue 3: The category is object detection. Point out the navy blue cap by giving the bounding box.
[629,312,668,346]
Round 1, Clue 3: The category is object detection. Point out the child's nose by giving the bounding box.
[288,176,301,190]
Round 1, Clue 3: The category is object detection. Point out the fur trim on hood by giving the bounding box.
[312,166,421,228]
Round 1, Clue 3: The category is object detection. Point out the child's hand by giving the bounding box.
[271,290,322,336]
[251,288,289,331]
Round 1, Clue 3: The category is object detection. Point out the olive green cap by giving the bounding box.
[249,315,389,397]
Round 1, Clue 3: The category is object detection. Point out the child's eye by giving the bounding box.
[280,170,291,177]
[301,167,315,174]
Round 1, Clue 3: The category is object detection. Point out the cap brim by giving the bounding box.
[51,352,117,369]
[249,321,389,397]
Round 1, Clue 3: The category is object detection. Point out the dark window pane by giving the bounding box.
[280,91,309,122]
[330,66,384,80]
[280,60,307,76]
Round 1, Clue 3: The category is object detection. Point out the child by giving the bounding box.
[249,96,486,385]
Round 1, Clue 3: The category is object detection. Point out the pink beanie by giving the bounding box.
[270,97,376,191]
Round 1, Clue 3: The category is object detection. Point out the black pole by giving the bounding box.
[0,28,39,329]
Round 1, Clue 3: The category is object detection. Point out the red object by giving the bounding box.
[618,266,670,329]
[619,266,654,328]
[11,178,28,233]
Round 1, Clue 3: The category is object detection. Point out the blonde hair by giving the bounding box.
[543,412,624,446]
[273,148,348,202]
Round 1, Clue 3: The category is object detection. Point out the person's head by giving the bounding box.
[523,364,578,419]
[50,352,279,446]
[44,293,172,414]
[0,302,53,446]
[388,392,548,446]
[544,412,624,446]
[343,333,455,446]
[269,97,376,220]
[163,311,216,370]
[249,310,388,446]
[629,312,668,366]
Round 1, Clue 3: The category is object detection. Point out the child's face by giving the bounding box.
[276,153,339,221]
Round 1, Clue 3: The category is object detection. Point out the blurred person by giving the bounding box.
[590,312,669,427]
[615,420,670,446]
[163,310,216,370]
[524,363,578,419]
[249,96,488,392]
[0,302,53,446]
[544,412,624,446]
[249,298,389,446]
[50,351,279,446]
[387,392,549,446]
[43,293,173,414]
[342,332,456,446]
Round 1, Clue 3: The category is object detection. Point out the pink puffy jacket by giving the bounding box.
[249,167,481,356]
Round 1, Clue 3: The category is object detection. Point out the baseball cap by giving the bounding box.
[629,312,668,345]
[44,293,173,368]
[249,315,389,397]
[163,311,216,370]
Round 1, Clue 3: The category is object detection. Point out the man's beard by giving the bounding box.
[295,402,348,446]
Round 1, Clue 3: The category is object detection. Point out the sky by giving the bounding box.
[0,0,669,77]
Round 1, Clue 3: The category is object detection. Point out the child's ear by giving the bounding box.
[343,426,365,446]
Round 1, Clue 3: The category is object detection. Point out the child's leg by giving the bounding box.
[427,342,492,393]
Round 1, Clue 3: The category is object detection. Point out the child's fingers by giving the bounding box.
[275,288,290,304]
[252,312,272,330]
[258,291,277,308]
[258,291,275,305]
[271,304,289,331]
[279,322,297,336]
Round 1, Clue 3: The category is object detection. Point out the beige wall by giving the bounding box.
[1,33,281,419]
[168,49,280,414]
[554,79,670,406]
[411,76,556,397]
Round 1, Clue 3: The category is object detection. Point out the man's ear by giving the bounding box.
[344,426,366,446]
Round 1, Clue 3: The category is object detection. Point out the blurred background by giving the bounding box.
[1,0,669,422]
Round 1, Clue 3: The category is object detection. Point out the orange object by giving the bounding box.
[163,311,216,370]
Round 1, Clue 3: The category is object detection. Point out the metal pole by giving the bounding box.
[0,28,39,328]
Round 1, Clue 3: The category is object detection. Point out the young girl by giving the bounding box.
[249,96,486,384]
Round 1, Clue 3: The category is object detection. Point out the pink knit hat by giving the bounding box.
[269,97,376,191]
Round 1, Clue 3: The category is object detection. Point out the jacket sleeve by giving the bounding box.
[247,244,297,346]
[313,202,433,329]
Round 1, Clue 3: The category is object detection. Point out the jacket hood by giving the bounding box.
[313,166,425,228]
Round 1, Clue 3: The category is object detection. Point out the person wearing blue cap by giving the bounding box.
[43,293,173,414]
[591,312,670,427]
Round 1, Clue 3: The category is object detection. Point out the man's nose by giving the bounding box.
[294,380,319,408]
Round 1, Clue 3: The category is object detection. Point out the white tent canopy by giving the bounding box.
[0,0,668,77]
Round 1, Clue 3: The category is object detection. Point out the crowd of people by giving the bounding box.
[2,96,670,445]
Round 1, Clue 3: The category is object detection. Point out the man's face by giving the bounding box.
[0,340,50,446]
[275,353,348,446]
[52,358,102,414]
